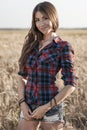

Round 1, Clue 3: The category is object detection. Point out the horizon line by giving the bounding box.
[0,27,87,30]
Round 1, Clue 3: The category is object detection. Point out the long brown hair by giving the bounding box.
[19,1,59,71]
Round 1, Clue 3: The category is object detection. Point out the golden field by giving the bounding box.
[0,29,87,130]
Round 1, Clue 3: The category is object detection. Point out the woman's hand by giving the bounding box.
[31,103,50,119]
[20,102,33,120]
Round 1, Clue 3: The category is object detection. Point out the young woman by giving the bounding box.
[17,1,77,130]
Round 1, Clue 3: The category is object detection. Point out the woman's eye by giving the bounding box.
[35,17,48,22]
[43,17,48,20]
[35,19,39,22]
[44,17,48,20]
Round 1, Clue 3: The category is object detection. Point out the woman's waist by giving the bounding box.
[25,90,59,106]
[26,76,56,84]
[26,83,59,89]
[25,84,59,98]
[27,102,64,114]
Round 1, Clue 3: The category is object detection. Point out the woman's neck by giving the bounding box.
[43,32,57,41]
[39,32,57,50]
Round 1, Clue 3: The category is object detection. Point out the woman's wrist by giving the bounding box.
[19,98,25,106]
[46,102,52,110]
[48,97,58,109]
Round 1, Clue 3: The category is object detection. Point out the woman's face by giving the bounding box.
[35,11,53,35]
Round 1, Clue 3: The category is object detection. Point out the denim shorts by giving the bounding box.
[20,102,65,123]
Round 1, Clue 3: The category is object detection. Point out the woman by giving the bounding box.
[17,1,77,130]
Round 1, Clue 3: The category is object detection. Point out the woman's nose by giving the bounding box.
[40,22,44,26]
[39,19,45,25]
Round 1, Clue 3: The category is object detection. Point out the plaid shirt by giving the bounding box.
[18,37,77,105]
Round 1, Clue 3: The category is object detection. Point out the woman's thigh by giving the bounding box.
[17,119,40,130]
[41,121,64,130]
[17,110,40,130]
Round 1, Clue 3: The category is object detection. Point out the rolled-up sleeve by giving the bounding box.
[60,42,78,87]
[18,66,28,79]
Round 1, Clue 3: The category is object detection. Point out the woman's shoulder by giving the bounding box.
[53,36,71,51]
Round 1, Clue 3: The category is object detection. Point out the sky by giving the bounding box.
[0,0,87,28]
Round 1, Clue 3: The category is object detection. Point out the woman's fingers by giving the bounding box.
[28,108,32,114]
[31,105,47,119]
[23,111,32,120]
[31,111,43,119]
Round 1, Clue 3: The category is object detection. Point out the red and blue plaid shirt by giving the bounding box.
[18,36,77,105]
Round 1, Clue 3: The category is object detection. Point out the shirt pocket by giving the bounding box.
[40,51,60,65]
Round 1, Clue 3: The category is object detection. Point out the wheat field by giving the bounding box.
[0,29,87,130]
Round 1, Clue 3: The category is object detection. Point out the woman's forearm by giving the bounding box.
[18,76,25,100]
[47,85,76,109]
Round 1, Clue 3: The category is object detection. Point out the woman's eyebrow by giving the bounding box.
[35,17,39,19]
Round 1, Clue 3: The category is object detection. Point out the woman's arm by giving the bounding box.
[31,86,75,119]
[18,76,25,100]
[18,76,32,120]
[31,85,75,119]
[47,85,75,108]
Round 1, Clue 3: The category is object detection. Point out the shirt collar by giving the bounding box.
[53,36,62,44]
[34,36,62,52]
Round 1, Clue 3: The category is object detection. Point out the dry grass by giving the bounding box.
[0,29,87,130]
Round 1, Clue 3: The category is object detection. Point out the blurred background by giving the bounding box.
[0,0,87,29]
[0,0,87,130]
